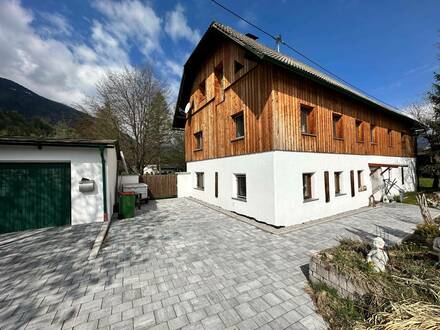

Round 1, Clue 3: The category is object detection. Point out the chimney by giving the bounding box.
[245,33,258,40]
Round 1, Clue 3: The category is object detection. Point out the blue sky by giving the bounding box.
[0,0,438,111]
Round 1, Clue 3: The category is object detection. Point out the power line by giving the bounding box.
[207,0,400,111]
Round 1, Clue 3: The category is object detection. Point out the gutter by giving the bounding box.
[99,147,108,221]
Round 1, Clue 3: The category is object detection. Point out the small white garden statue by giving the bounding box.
[367,237,389,272]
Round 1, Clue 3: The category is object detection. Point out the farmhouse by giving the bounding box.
[0,138,119,233]
[173,22,417,227]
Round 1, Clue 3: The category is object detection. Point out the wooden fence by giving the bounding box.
[141,174,177,199]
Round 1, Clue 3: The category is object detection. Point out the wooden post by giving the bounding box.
[416,193,433,224]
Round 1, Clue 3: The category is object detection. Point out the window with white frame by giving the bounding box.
[235,174,246,200]
[303,173,314,200]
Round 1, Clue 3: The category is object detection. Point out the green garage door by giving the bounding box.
[0,163,71,234]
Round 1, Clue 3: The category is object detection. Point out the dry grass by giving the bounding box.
[310,234,440,329]
[357,301,440,330]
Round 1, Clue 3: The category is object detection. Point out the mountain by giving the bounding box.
[0,77,87,125]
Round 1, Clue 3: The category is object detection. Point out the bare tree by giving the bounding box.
[78,67,172,174]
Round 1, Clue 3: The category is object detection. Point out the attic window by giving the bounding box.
[198,80,206,100]
[234,60,244,74]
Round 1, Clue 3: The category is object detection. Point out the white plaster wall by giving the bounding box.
[273,151,416,226]
[0,145,117,225]
[185,151,416,227]
[187,153,276,224]
[177,172,192,197]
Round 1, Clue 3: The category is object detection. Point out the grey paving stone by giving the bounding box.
[122,306,143,320]
[98,312,122,328]
[133,312,155,328]
[168,315,189,330]
[200,315,224,329]
[187,309,207,324]
[218,308,241,327]
[154,305,176,324]
[1,199,429,330]
[235,303,257,320]
[283,309,303,325]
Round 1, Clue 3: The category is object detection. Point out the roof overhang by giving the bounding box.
[368,163,408,168]
[173,21,418,129]
[0,137,121,159]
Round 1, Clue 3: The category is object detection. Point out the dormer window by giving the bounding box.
[234,60,244,74]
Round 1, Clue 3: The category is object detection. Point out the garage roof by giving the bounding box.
[0,137,118,149]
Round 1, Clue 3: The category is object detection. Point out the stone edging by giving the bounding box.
[188,197,376,235]
[309,253,367,300]
[88,219,111,260]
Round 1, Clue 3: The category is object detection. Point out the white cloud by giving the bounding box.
[0,0,192,106]
[165,4,200,44]
[165,60,183,77]
[40,12,72,36]
[93,0,162,56]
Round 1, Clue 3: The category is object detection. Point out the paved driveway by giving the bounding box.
[0,198,429,329]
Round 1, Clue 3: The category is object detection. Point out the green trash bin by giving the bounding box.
[119,192,135,219]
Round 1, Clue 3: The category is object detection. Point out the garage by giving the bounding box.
[0,138,119,234]
[0,163,71,233]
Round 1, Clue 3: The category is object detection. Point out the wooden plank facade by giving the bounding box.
[184,37,415,162]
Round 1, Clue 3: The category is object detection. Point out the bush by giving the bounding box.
[406,223,440,247]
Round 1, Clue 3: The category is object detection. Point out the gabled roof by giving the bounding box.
[173,21,415,128]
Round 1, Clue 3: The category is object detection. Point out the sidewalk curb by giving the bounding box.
[88,219,111,260]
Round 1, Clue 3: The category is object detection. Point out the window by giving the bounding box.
[300,105,315,135]
[334,171,342,195]
[370,124,377,144]
[194,131,203,151]
[401,133,411,154]
[350,170,355,197]
[215,172,218,198]
[234,60,244,74]
[332,113,343,139]
[303,173,313,200]
[232,112,245,139]
[388,129,393,146]
[357,170,364,191]
[196,172,204,190]
[355,120,364,142]
[324,171,330,203]
[235,174,246,200]
[214,62,224,101]
[198,80,206,101]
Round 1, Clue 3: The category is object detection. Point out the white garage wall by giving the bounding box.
[0,145,117,225]
[184,151,416,227]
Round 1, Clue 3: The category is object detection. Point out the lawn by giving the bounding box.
[403,177,436,205]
